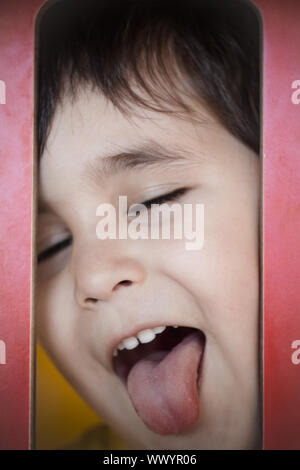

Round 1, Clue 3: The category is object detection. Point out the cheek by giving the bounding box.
[36,274,80,366]
[36,275,142,431]
[159,190,259,369]
[36,275,113,399]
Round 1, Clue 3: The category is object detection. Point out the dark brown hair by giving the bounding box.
[37,0,260,158]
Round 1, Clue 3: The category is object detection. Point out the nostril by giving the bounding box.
[81,280,133,305]
[85,297,98,304]
[113,280,133,291]
[119,280,132,286]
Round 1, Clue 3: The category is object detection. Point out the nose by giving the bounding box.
[72,240,146,307]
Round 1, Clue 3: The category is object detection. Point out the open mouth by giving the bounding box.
[112,326,206,435]
[113,326,205,384]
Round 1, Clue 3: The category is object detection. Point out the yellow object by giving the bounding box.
[35,342,129,450]
[62,424,131,450]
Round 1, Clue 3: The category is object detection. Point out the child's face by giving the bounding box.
[37,85,260,449]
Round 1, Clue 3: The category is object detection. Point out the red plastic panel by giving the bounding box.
[0,0,44,450]
[253,0,300,450]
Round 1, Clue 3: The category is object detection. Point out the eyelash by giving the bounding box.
[38,236,73,263]
[141,187,188,209]
[37,187,188,263]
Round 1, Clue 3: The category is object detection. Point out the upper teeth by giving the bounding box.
[113,325,178,357]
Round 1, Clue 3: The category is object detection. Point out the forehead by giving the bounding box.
[46,83,215,144]
[39,84,255,215]
[41,85,217,178]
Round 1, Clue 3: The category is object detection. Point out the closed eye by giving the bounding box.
[37,188,188,262]
[141,187,189,209]
[38,236,73,263]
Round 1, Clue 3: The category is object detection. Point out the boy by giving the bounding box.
[36,0,261,449]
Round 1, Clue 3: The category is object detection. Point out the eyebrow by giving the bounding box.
[84,141,194,186]
[38,140,202,212]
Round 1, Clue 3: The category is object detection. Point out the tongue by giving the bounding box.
[127,332,204,435]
